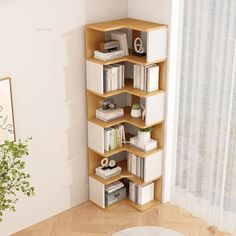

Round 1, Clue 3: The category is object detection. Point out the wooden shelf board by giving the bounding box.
[87,55,166,66]
[126,199,160,212]
[90,167,145,185]
[90,145,162,159]
[87,79,165,98]
[88,107,164,129]
[86,18,167,32]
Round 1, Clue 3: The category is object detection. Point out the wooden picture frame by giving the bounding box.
[0,77,16,145]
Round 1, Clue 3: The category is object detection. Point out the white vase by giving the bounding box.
[138,131,151,142]
[131,108,142,118]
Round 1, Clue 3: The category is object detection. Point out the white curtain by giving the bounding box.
[174,0,236,235]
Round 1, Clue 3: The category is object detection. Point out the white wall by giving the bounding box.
[0,0,127,235]
[128,0,174,203]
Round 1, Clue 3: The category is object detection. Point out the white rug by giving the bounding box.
[112,226,184,236]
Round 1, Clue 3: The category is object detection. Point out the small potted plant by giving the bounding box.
[138,127,152,142]
[131,103,142,118]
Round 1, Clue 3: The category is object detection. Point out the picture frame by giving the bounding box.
[0,77,16,145]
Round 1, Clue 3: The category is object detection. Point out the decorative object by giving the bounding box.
[132,37,146,57]
[131,103,142,118]
[0,138,35,221]
[0,78,15,145]
[102,98,116,110]
[99,40,120,53]
[138,127,152,142]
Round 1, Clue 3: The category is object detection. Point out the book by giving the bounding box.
[129,136,157,152]
[94,49,125,61]
[103,124,125,152]
[147,65,159,92]
[105,181,124,194]
[133,64,159,92]
[96,107,124,122]
[111,31,129,56]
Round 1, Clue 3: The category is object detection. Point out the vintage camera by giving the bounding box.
[99,40,120,53]
[102,98,116,110]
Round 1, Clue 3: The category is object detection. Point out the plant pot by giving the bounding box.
[131,108,142,118]
[138,131,151,142]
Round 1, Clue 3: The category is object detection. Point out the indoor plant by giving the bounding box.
[0,138,34,221]
[138,127,152,142]
[130,103,142,118]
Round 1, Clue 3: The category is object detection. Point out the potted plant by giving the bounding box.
[0,138,35,221]
[138,127,152,142]
[131,103,142,118]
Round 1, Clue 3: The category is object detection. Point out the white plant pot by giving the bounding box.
[131,108,142,118]
[138,131,151,142]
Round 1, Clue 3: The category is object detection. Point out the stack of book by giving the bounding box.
[129,136,157,152]
[111,31,129,56]
[127,153,144,179]
[133,64,159,92]
[96,165,121,179]
[105,181,124,194]
[103,64,125,92]
[104,124,126,152]
[94,49,125,61]
[96,107,124,122]
[129,182,154,205]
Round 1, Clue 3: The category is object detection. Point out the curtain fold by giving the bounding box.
[174,0,236,234]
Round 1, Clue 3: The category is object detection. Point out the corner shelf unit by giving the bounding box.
[86,18,167,212]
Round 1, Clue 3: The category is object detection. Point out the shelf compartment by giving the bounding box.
[87,79,165,98]
[86,18,167,32]
[88,107,164,129]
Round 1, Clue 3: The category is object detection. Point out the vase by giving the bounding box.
[131,108,142,118]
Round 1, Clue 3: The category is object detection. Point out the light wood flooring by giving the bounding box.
[13,201,232,236]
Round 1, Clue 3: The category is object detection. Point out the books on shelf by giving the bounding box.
[133,64,159,92]
[105,180,124,194]
[111,31,129,56]
[96,165,121,179]
[127,153,144,179]
[104,124,126,152]
[129,136,157,152]
[103,64,125,92]
[96,107,124,122]
[94,49,125,61]
[129,182,154,205]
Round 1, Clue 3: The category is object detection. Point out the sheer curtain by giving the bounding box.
[173,0,236,235]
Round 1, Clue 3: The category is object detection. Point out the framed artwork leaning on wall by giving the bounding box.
[0,77,15,144]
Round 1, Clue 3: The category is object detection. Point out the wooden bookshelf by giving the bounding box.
[86,18,167,212]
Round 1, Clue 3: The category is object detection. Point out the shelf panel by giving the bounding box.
[87,79,165,98]
[86,18,167,32]
[87,55,166,66]
[126,199,160,212]
[88,107,164,129]
[90,167,145,186]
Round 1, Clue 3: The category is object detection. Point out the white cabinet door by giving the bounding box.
[145,93,165,126]
[89,177,105,208]
[147,28,167,63]
[86,60,103,94]
[144,150,163,183]
[88,121,104,154]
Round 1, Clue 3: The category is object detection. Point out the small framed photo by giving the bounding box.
[0,77,15,145]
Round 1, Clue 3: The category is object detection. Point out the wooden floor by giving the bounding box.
[13,201,232,236]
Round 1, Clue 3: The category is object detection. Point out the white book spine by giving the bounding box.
[122,65,125,88]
